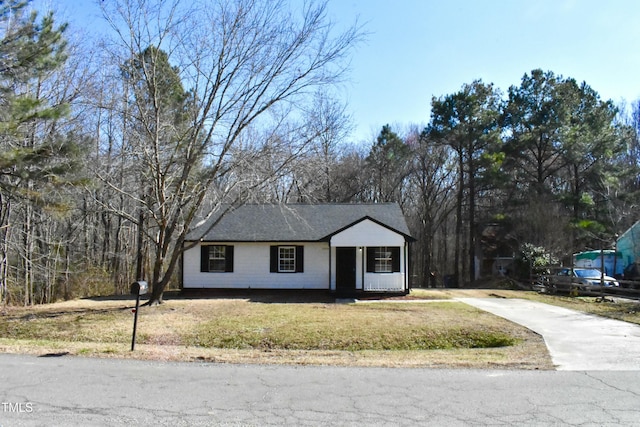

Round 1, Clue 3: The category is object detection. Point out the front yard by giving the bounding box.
[0,290,553,369]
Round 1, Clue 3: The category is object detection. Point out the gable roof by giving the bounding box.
[187,203,413,242]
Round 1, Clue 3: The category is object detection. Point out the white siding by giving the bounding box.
[183,242,330,289]
[330,219,408,292]
[331,219,405,247]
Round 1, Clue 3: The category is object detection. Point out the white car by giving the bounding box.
[556,268,619,288]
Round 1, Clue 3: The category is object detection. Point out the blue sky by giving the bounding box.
[39,0,640,143]
[326,0,640,142]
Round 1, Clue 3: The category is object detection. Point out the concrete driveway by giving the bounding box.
[458,298,640,371]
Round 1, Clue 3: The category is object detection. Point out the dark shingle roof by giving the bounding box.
[187,203,413,242]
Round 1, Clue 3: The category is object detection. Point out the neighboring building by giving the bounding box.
[617,220,640,271]
[476,222,518,280]
[573,250,623,277]
[182,203,414,294]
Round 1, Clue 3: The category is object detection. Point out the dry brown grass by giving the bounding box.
[0,291,554,369]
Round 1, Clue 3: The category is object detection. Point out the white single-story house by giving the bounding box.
[182,203,414,294]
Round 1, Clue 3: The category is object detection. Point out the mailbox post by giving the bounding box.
[130,281,148,351]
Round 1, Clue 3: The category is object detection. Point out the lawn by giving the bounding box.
[0,292,553,369]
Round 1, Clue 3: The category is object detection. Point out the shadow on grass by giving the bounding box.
[176,289,337,304]
[5,304,136,322]
[82,289,340,304]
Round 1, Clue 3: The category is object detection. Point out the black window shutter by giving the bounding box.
[391,247,401,272]
[366,247,375,272]
[225,246,234,272]
[270,246,278,272]
[296,246,304,272]
[200,245,209,272]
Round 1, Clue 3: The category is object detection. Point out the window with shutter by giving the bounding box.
[366,247,401,273]
[201,245,233,273]
[270,245,304,273]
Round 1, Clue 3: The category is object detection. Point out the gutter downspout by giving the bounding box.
[405,241,409,293]
[328,241,333,291]
[361,246,365,291]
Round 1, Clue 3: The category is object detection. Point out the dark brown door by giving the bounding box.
[336,247,356,291]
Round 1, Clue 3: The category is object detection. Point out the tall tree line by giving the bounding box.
[1,0,639,305]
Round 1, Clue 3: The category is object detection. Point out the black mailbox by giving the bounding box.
[130,280,148,295]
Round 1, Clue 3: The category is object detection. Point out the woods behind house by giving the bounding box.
[1,0,638,305]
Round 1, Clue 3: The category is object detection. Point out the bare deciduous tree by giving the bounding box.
[98,0,363,304]
[405,128,456,287]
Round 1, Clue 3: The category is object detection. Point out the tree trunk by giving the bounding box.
[467,147,476,284]
[0,195,10,305]
[23,202,34,306]
[454,152,464,288]
[135,209,145,282]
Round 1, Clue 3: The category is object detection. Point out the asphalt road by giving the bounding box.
[2,354,640,426]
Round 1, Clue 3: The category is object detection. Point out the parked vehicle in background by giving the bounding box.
[573,250,623,277]
[554,268,619,290]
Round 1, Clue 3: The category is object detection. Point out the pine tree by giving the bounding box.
[0,0,71,305]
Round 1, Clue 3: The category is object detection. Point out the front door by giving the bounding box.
[336,247,356,292]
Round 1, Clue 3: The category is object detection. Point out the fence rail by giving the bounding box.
[533,275,640,299]
[364,274,405,292]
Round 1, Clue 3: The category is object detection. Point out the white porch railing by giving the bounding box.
[363,273,405,292]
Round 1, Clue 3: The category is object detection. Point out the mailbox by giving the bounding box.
[130,280,148,295]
